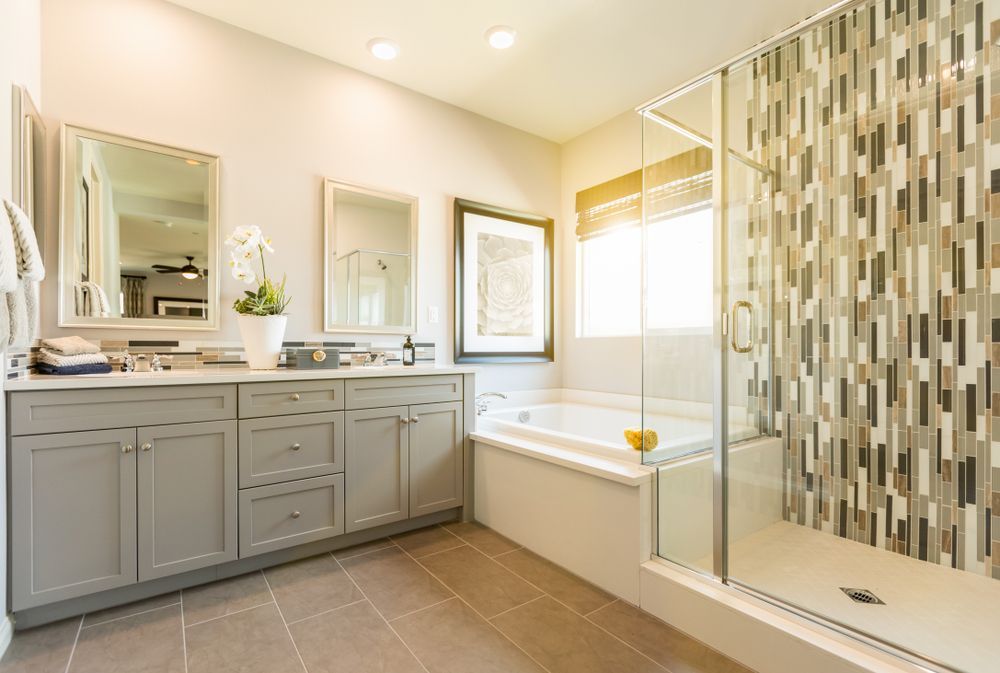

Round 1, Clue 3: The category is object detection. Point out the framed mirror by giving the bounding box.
[323,179,417,334]
[11,84,46,254]
[58,125,220,330]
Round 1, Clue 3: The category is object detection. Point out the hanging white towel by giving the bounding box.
[86,281,110,317]
[2,198,45,346]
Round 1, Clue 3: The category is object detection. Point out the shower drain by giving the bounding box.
[840,587,885,605]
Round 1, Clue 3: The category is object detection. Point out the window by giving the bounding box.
[578,226,641,336]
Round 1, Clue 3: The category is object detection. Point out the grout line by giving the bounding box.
[387,596,458,623]
[583,597,618,617]
[179,590,189,673]
[330,552,432,673]
[332,542,395,562]
[404,541,468,561]
[62,614,84,673]
[284,598,368,626]
[491,547,522,559]
[260,569,309,673]
[183,601,277,628]
[79,601,183,630]
[487,593,546,621]
[393,542,555,673]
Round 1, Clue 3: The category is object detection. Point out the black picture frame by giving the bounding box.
[454,198,554,363]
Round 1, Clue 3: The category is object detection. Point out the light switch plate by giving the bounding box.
[427,306,440,324]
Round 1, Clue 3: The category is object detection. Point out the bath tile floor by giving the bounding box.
[0,522,752,673]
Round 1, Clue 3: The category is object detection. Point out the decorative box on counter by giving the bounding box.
[284,347,340,369]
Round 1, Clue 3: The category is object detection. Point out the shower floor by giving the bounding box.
[725,521,998,673]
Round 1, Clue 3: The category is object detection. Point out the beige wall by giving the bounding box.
[0,0,42,642]
[40,0,562,392]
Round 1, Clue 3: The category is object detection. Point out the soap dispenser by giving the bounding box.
[402,336,415,366]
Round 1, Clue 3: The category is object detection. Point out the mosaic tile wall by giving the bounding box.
[738,0,999,579]
[7,339,436,379]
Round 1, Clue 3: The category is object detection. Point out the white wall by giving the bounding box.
[40,0,562,392]
[0,0,42,647]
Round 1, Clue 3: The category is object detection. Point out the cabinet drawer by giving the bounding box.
[238,380,345,418]
[10,385,236,436]
[345,375,462,410]
[238,474,344,557]
[239,412,344,488]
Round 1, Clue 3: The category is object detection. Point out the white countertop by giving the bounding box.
[4,364,479,391]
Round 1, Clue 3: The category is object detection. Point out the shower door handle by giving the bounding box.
[730,301,754,354]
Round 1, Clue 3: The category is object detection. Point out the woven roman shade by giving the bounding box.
[575,147,712,241]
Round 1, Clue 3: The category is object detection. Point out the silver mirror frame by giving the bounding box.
[58,124,221,331]
[322,178,418,335]
[11,84,45,253]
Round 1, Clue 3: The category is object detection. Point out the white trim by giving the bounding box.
[0,615,12,661]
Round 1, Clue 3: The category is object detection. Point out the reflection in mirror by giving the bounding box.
[324,180,417,333]
[59,126,219,329]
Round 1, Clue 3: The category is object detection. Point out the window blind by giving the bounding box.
[575,147,712,241]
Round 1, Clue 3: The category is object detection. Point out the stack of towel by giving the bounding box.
[37,336,111,376]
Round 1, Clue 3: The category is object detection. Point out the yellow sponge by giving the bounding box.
[624,427,658,451]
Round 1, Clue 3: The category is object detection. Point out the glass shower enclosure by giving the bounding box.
[639,0,995,671]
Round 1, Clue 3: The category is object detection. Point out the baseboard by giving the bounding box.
[0,615,13,659]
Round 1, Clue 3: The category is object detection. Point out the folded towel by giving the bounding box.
[41,336,102,355]
[36,362,113,376]
[38,349,109,368]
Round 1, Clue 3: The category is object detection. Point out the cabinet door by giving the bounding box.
[11,428,138,610]
[137,421,237,580]
[344,406,408,533]
[408,401,464,517]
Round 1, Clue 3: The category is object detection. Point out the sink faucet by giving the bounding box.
[475,392,507,416]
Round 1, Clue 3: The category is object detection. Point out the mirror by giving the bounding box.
[12,85,46,253]
[59,125,220,330]
[324,179,417,333]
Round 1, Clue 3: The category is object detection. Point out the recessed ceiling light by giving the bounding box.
[367,38,399,61]
[485,25,516,49]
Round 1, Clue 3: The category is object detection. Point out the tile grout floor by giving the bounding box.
[0,522,753,673]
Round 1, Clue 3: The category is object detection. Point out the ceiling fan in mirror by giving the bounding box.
[152,256,207,280]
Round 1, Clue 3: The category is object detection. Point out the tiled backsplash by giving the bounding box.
[740,0,998,579]
[7,339,436,379]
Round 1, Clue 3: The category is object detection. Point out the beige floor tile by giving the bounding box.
[185,603,301,673]
[81,592,180,628]
[588,600,752,673]
[393,598,544,673]
[492,596,662,673]
[332,538,394,560]
[390,526,464,558]
[70,605,184,673]
[0,617,80,673]
[443,521,520,557]
[182,572,273,626]
[340,547,453,620]
[419,545,542,618]
[289,600,422,673]
[495,549,614,615]
[263,553,363,623]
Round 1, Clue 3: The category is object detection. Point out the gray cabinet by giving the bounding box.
[344,401,464,533]
[238,412,345,488]
[12,428,138,609]
[137,421,238,580]
[345,406,409,533]
[239,474,344,557]
[409,401,464,517]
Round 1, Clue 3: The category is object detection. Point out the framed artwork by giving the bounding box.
[454,198,553,363]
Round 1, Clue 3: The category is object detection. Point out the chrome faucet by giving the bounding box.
[475,392,507,416]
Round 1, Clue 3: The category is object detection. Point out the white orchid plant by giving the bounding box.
[225,225,291,316]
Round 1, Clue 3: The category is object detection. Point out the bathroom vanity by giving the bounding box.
[6,366,476,626]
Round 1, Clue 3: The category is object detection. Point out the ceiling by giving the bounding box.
[165,0,837,143]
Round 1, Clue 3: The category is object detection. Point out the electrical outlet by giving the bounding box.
[427,306,440,324]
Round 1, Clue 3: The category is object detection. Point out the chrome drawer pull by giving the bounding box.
[291,511,301,519]
[290,393,301,401]
[290,443,301,451]
[121,444,134,454]
[140,443,152,452]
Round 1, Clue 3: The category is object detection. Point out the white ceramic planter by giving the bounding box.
[237,314,287,369]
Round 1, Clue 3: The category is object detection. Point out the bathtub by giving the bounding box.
[477,390,759,463]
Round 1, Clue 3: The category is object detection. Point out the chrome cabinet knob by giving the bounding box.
[410,416,420,423]
[121,444,134,454]
[401,417,411,424]
[290,443,301,451]
[290,393,301,401]
[291,511,301,519]
[140,443,152,452]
